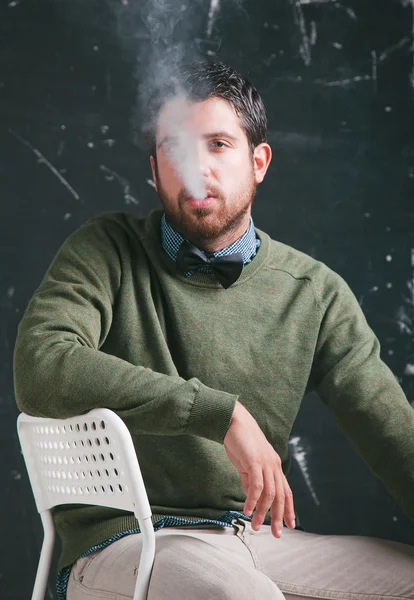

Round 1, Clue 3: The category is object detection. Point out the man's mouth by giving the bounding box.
[185,196,217,208]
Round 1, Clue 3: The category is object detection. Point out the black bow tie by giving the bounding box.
[176,241,244,289]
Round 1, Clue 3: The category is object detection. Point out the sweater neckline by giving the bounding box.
[145,210,270,289]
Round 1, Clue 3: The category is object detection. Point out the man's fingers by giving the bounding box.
[282,475,296,529]
[225,413,292,537]
[270,468,285,538]
[250,465,276,531]
[243,465,263,517]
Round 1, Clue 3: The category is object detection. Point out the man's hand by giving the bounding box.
[224,400,296,538]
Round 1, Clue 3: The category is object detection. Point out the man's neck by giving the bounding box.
[185,235,240,254]
[178,216,252,254]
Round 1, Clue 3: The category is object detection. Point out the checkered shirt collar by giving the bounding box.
[161,213,260,266]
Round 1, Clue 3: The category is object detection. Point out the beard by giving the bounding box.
[155,170,257,243]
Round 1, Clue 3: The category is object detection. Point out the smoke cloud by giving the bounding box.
[113,0,245,200]
[138,0,209,199]
[65,0,242,200]
[108,0,212,199]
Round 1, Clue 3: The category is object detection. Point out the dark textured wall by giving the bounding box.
[1,1,414,598]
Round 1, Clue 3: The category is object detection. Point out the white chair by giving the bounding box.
[17,408,156,600]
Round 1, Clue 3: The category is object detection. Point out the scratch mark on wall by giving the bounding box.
[345,7,357,20]
[57,140,66,158]
[396,306,413,335]
[379,37,410,62]
[207,0,221,38]
[289,436,320,506]
[371,50,378,93]
[290,0,312,66]
[313,74,371,87]
[401,1,414,94]
[407,248,414,306]
[310,21,317,46]
[405,364,414,375]
[100,164,139,205]
[9,129,81,202]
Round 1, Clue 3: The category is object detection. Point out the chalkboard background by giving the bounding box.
[1,0,414,598]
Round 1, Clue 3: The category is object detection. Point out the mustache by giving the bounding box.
[179,184,225,204]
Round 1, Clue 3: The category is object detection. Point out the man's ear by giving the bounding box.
[253,143,272,184]
[150,156,158,192]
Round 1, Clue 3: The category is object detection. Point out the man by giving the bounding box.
[14,61,414,600]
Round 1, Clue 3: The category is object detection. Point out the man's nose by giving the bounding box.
[194,141,212,177]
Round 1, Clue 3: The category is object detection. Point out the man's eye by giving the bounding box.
[210,141,226,149]
[164,143,177,154]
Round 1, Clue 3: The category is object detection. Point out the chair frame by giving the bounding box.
[17,408,156,600]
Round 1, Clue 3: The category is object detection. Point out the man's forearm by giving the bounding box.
[14,327,237,443]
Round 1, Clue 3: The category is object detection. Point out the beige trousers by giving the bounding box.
[67,518,414,600]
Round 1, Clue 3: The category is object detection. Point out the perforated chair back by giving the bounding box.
[17,408,155,600]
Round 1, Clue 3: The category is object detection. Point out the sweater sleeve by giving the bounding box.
[309,269,414,520]
[13,217,237,444]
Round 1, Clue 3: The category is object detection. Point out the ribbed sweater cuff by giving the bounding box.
[186,383,238,444]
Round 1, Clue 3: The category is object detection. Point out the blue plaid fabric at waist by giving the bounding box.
[56,511,252,600]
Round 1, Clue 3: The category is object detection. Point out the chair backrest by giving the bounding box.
[17,408,152,523]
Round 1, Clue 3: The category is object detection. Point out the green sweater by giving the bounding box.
[14,209,414,570]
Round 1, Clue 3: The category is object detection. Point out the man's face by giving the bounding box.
[150,96,271,249]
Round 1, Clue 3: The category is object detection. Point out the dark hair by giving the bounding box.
[145,60,267,159]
